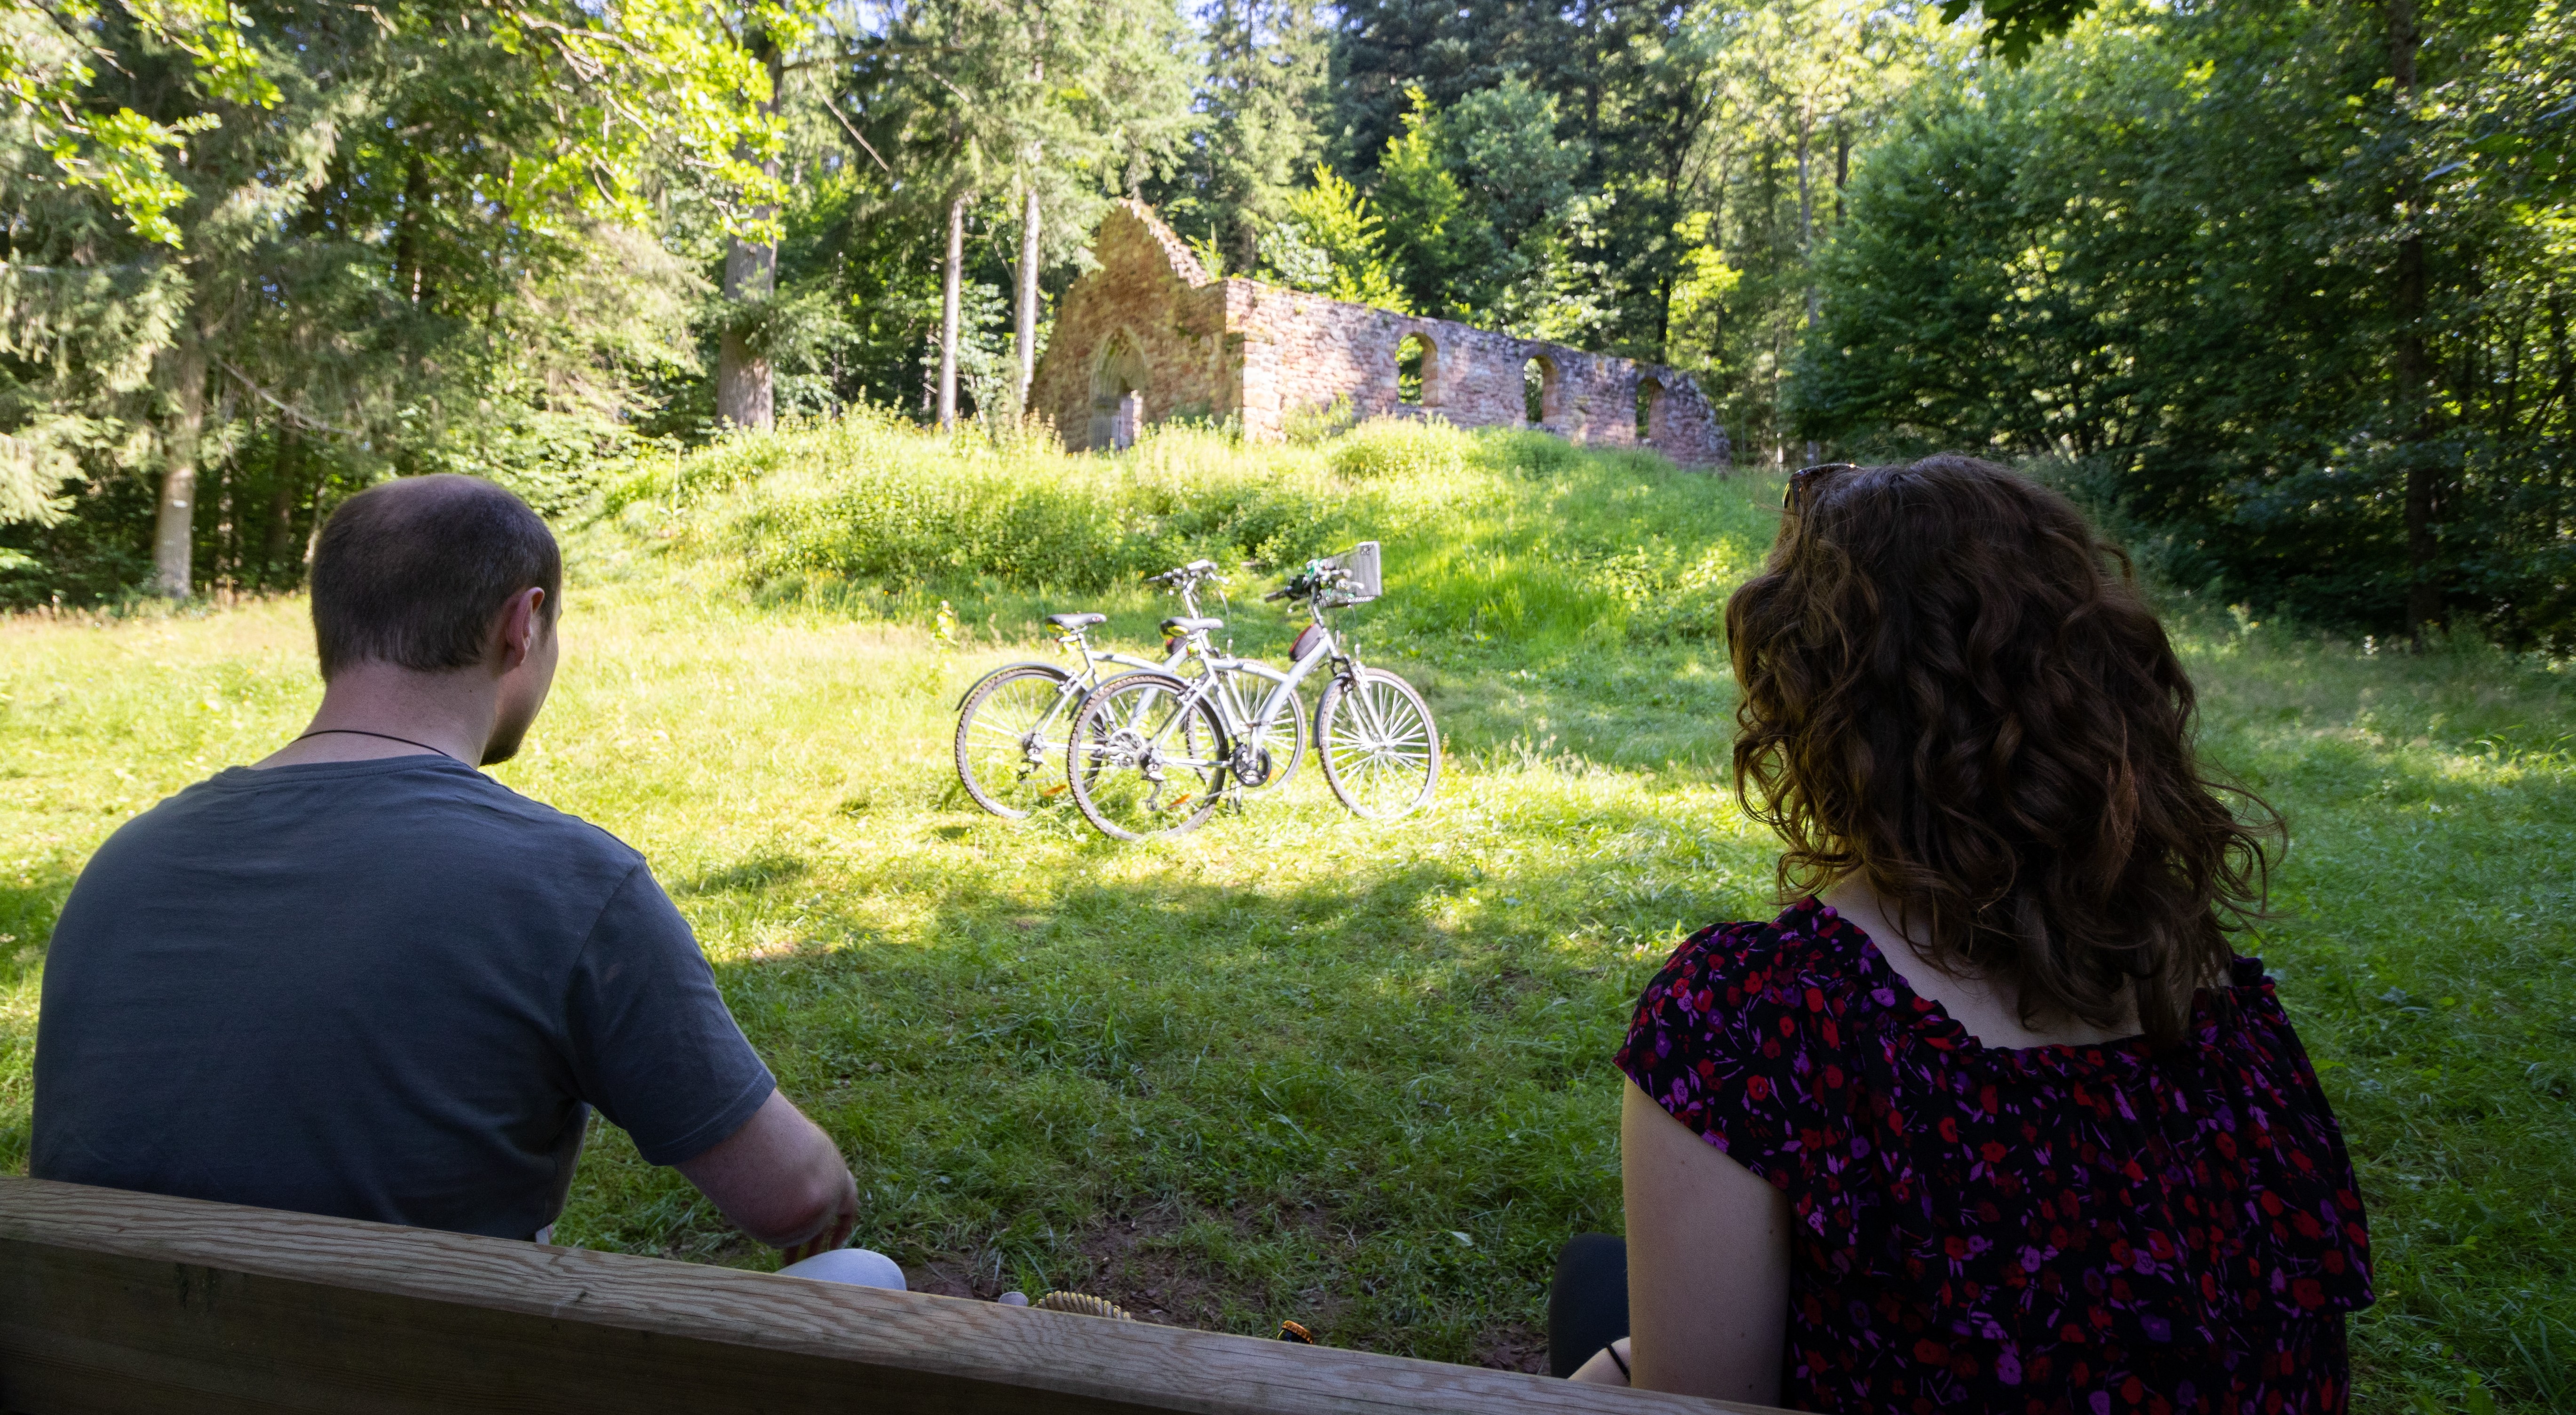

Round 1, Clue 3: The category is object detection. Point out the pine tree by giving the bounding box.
[1184,0,1329,271]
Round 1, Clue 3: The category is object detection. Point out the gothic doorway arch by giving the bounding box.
[1089,332,1150,451]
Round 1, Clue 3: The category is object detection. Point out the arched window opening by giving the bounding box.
[1524,355,1560,425]
[1635,377,1664,444]
[1396,334,1435,407]
[1089,334,1150,452]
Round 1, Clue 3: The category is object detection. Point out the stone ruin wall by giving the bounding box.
[1029,202,1730,469]
[1025,207,1235,449]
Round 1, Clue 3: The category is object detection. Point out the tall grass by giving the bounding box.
[600,411,1771,652]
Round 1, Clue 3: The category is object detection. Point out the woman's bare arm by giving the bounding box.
[1619,1077,1793,1400]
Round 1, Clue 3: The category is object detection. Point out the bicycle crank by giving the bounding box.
[1229,742,1275,788]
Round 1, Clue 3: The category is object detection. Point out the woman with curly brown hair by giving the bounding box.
[1555,456,2373,1411]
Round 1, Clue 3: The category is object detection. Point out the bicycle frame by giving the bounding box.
[1139,598,1354,763]
[1011,573,1216,718]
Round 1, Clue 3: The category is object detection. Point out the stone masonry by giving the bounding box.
[1028,201,1731,467]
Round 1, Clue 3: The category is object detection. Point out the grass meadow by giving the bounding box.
[2,416,2570,1412]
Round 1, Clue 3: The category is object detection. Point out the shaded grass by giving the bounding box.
[0,425,2569,1411]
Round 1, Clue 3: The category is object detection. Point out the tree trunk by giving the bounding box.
[1015,182,1041,412]
[1834,122,1849,226]
[394,154,431,306]
[716,234,777,431]
[939,189,967,431]
[715,37,785,432]
[261,428,301,588]
[151,339,208,597]
[2382,0,2440,641]
[1796,101,1819,332]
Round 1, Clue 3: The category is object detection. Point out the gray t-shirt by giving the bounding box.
[31,754,774,1240]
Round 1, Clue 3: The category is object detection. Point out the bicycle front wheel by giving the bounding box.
[1316,668,1440,819]
[1067,672,1228,840]
[954,664,1077,819]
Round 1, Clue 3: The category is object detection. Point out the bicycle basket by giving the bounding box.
[1316,541,1382,604]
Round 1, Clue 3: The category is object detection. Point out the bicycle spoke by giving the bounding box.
[1066,673,1226,840]
[955,668,1079,819]
[1319,670,1439,819]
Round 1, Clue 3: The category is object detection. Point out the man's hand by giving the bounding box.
[780,1171,860,1264]
[675,1089,859,1255]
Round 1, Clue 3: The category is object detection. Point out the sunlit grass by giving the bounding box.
[1,426,2568,1411]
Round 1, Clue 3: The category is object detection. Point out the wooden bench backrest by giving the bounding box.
[0,1176,1774,1415]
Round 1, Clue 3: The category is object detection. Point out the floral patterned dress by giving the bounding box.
[1616,899,2372,1414]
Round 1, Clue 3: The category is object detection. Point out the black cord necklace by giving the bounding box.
[294,727,465,763]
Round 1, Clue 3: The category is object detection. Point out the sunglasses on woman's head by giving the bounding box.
[1784,462,1858,512]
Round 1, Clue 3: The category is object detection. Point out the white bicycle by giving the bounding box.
[1065,543,1440,840]
[951,561,1306,819]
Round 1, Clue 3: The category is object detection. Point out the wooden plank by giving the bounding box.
[0,1177,1774,1415]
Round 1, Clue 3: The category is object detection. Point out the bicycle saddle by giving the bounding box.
[1161,616,1224,634]
[1046,612,1106,630]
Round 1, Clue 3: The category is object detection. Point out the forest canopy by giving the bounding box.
[1,0,2569,647]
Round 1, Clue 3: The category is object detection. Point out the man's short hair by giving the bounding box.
[311,475,562,680]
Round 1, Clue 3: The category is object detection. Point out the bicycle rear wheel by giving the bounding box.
[1067,672,1228,840]
[954,664,1077,819]
[1316,668,1440,819]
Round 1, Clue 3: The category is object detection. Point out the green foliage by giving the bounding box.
[1791,4,2576,649]
[1265,166,1410,310]
[1326,415,1467,481]
[1153,0,1330,273]
[0,0,269,244]
[1370,92,1477,314]
[0,0,778,611]
[1364,82,1589,325]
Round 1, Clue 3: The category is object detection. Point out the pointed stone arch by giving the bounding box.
[1089,331,1151,451]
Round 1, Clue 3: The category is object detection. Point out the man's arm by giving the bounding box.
[674,1089,860,1262]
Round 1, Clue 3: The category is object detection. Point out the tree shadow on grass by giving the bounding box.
[557,792,1774,1368]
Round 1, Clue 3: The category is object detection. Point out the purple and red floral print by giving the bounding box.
[1617,899,2372,1414]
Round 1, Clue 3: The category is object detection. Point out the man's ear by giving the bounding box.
[493,588,547,673]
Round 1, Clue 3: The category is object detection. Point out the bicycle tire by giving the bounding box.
[1066,671,1228,840]
[954,663,1078,819]
[1316,668,1440,819]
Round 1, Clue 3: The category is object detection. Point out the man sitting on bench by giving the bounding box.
[32,475,864,1268]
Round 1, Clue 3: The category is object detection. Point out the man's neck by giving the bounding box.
[255,664,498,769]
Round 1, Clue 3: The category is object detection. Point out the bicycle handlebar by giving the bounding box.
[1265,561,1355,604]
[1146,559,1226,588]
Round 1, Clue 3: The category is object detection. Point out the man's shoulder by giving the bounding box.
[99,756,648,882]
[434,769,646,867]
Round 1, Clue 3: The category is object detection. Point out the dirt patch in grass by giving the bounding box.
[1472,1321,1549,1375]
[910,1201,1363,1343]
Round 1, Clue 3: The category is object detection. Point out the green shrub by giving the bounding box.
[1468,429,1583,477]
[1326,417,1469,481]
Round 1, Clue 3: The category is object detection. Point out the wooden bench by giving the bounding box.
[0,1176,1773,1414]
